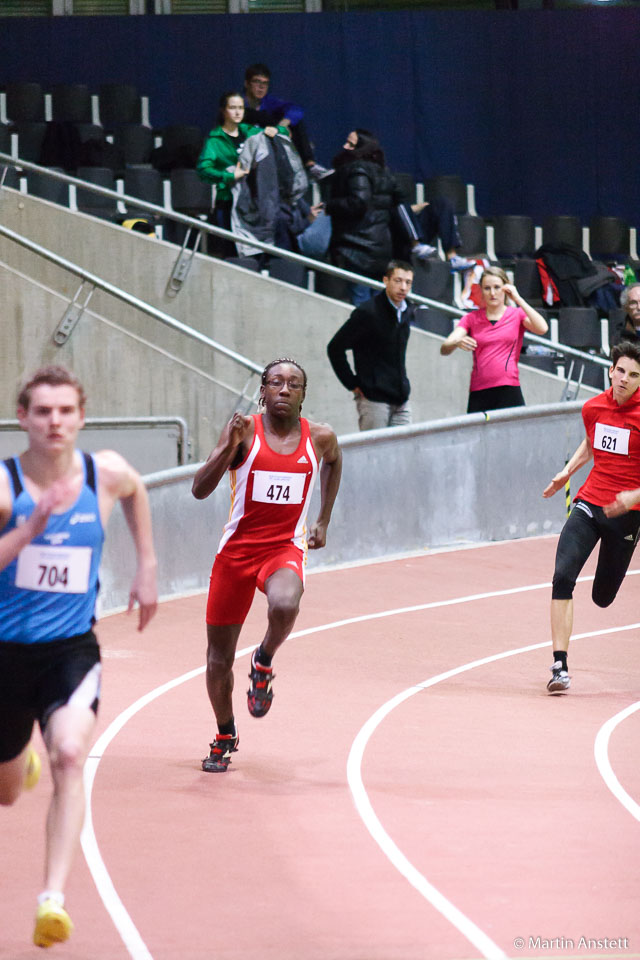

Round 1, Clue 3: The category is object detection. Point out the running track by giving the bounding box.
[3,536,639,960]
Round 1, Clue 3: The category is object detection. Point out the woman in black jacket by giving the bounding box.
[326,129,403,305]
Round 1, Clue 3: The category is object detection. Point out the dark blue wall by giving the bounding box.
[1,9,638,224]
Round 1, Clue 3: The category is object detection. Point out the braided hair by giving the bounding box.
[259,357,307,410]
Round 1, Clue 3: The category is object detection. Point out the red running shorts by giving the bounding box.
[206,545,305,626]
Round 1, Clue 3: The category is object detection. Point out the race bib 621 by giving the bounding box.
[594,422,629,456]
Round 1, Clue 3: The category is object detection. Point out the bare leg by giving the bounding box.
[0,744,33,806]
[205,623,242,727]
[260,567,304,660]
[42,704,96,893]
[550,598,573,654]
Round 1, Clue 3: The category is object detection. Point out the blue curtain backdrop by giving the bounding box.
[0,9,637,224]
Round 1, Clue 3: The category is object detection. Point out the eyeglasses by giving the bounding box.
[264,377,304,391]
[250,78,269,86]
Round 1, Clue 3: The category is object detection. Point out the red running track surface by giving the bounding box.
[2,537,639,960]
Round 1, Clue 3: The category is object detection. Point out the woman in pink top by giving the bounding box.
[440,266,549,414]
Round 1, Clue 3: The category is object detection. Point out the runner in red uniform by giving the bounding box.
[192,359,342,771]
[542,341,640,693]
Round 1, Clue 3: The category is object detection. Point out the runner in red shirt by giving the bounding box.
[542,341,640,693]
[192,359,342,770]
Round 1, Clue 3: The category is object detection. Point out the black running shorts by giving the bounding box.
[552,500,640,607]
[0,630,101,762]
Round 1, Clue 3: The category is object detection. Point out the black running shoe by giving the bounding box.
[202,733,239,772]
[247,650,275,718]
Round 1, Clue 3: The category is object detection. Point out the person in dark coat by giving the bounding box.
[325,129,404,305]
[612,283,640,345]
[327,260,415,430]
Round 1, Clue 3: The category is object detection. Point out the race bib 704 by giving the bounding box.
[15,544,92,594]
[594,422,629,456]
[252,470,306,504]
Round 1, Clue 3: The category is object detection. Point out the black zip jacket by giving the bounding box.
[327,291,413,406]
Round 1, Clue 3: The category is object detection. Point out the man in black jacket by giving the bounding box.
[327,260,415,431]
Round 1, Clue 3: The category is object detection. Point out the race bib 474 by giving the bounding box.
[252,470,306,504]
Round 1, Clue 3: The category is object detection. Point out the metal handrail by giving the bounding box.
[0,221,262,378]
[0,152,614,372]
[0,150,459,314]
[523,331,610,369]
[0,416,190,465]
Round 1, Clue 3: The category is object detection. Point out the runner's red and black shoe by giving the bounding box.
[247,650,275,717]
[202,733,239,772]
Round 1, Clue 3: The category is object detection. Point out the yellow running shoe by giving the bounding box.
[24,746,41,791]
[33,899,74,948]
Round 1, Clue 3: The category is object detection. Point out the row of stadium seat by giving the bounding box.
[0,81,148,129]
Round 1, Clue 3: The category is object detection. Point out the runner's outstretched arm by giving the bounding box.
[543,438,592,499]
[308,430,342,549]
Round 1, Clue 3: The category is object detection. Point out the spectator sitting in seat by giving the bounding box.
[196,91,288,258]
[612,282,640,345]
[243,63,331,183]
[393,198,474,272]
[294,127,473,277]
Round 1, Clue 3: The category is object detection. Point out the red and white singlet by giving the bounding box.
[217,414,319,557]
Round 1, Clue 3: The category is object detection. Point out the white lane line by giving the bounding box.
[82,570,640,959]
[81,667,206,960]
[347,640,549,960]
[594,701,640,822]
[347,621,640,960]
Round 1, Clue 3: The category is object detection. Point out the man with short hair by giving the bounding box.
[243,63,331,181]
[543,341,640,692]
[192,358,342,772]
[327,260,415,431]
[613,282,640,345]
[0,365,157,948]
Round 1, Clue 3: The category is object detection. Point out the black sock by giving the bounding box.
[217,718,236,737]
[552,651,568,671]
[255,645,272,668]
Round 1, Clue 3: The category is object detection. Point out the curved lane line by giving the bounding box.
[594,701,640,822]
[347,621,640,960]
[82,571,640,959]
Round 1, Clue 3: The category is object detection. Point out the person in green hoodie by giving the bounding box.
[197,90,287,258]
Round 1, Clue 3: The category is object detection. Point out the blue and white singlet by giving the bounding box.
[0,453,104,643]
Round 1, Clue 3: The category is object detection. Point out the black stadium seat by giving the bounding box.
[424,174,467,215]
[113,124,154,167]
[557,307,602,352]
[457,214,487,258]
[541,215,582,248]
[492,215,535,261]
[26,167,69,206]
[410,257,453,304]
[589,216,630,261]
[51,84,92,124]
[98,83,142,129]
[12,121,47,163]
[123,167,164,218]
[75,166,118,220]
[394,172,416,204]
[0,124,12,155]
[5,82,45,122]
